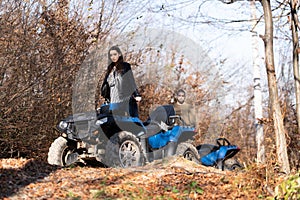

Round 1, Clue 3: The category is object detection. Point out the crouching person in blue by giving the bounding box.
[101,45,141,117]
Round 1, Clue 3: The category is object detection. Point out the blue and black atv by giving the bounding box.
[196,138,243,170]
[47,103,200,168]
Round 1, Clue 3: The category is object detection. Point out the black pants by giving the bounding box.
[129,97,139,118]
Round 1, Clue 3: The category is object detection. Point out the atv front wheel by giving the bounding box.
[176,142,200,164]
[47,136,77,166]
[104,131,144,168]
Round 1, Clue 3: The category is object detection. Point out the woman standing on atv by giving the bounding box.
[101,46,141,117]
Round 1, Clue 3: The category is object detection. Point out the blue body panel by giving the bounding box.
[148,126,181,149]
[113,115,143,124]
[201,146,237,166]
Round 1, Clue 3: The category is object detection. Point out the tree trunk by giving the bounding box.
[260,0,290,174]
[290,0,300,134]
[251,0,265,163]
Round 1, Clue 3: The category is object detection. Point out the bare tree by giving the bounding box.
[290,0,300,133]
[259,0,290,173]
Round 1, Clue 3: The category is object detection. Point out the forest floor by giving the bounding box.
[0,156,290,200]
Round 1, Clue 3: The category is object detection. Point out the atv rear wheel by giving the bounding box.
[224,158,243,171]
[47,136,77,167]
[216,158,243,171]
[104,131,144,168]
[176,142,200,164]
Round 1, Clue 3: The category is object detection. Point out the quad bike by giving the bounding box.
[196,138,243,171]
[47,103,200,168]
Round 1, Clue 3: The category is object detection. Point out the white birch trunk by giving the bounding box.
[251,0,265,163]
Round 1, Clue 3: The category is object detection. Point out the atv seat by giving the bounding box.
[139,105,175,139]
[143,105,175,126]
[196,144,219,158]
[139,124,162,139]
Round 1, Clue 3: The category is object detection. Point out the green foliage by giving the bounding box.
[186,181,204,195]
[91,182,149,199]
[66,191,81,200]
[171,186,179,193]
[274,171,300,200]
[90,189,107,199]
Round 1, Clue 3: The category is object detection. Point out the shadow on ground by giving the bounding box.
[0,159,58,198]
[0,158,107,199]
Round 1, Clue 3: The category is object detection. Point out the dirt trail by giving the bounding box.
[0,156,278,199]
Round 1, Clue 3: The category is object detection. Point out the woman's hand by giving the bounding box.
[134,96,142,102]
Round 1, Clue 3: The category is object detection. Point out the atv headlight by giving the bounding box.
[58,121,68,130]
[95,117,108,126]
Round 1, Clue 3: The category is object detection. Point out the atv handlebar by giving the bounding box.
[169,115,187,126]
[216,138,231,146]
[151,115,184,132]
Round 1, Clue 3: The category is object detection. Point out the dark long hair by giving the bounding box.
[106,46,124,75]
